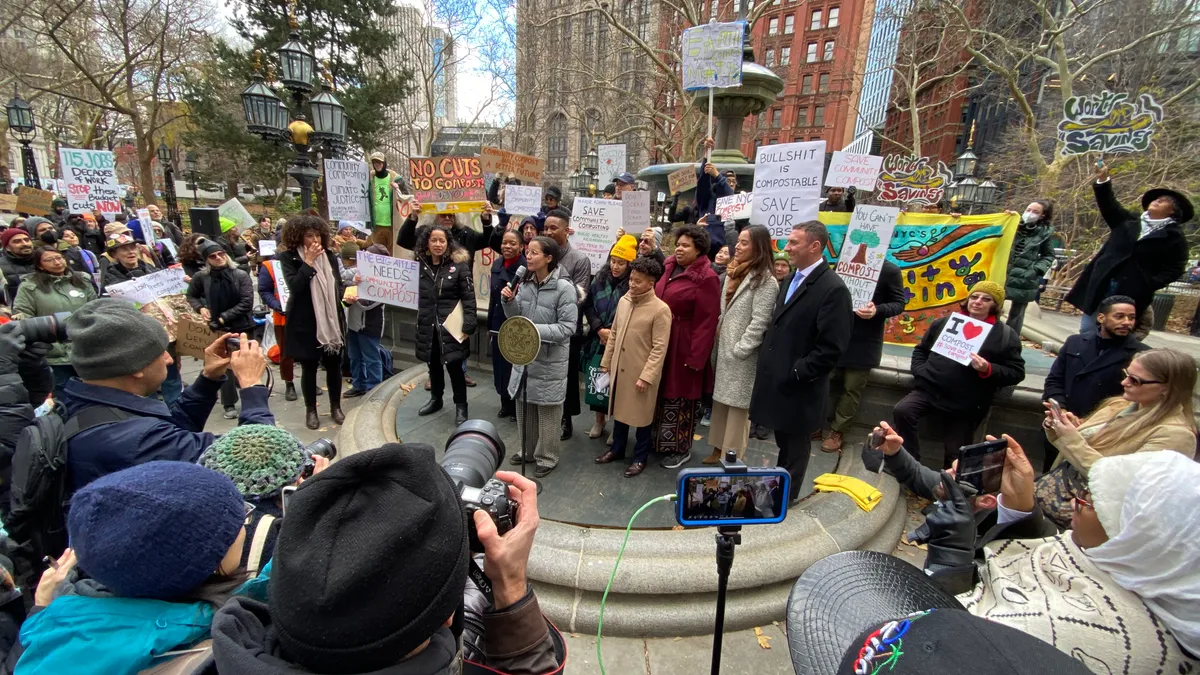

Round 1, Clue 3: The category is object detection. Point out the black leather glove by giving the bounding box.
[0,324,26,374]
[923,473,977,594]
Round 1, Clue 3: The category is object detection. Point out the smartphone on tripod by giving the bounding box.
[675,467,791,527]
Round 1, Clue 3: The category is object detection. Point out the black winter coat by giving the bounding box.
[396,215,495,273]
[278,248,345,362]
[221,233,251,266]
[1043,332,1148,418]
[98,258,157,294]
[1065,181,1189,315]
[1005,221,1056,304]
[0,252,34,307]
[185,266,257,333]
[839,261,906,370]
[750,263,853,433]
[415,247,477,364]
[911,315,1025,413]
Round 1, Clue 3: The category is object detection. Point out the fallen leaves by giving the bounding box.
[754,626,772,649]
[400,382,415,393]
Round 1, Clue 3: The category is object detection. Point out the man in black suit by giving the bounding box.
[1042,294,1147,470]
[750,221,853,503]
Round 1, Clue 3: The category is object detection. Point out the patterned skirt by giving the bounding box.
[654,397,704,456]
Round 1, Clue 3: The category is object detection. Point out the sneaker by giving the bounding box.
[223,406,237,420]
[821,431,844,453]
[700,409,712,427]
[509,455,525,465]
[659,452,691,469]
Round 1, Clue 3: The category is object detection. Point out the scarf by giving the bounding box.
[309,251,344,352]
[207,266,243,319]
[1139,212,1174,239]
[724,258,749,307]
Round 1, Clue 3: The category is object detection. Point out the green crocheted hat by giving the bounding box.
[199,424,307,500]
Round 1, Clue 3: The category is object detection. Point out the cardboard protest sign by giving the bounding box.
[876,155,953,206]
[408,157,486,214]
[825,151,884,191]
[218,198,256,232]
[835,206,899,309]
[597,145,626,187]
[0,194,17,213]
[325,159,371,222]
[480,147,545,184]
[268,260,290,309]
[668,165,698,195]
[177,315,217,358]
[715,192,753,221]
[569,197,623,273]
[621,191,651,232]
[681,21,746,90]
[504,185,542,215]
[59,148,120,219]
[931,312,993,366]
[14,186,54,217]
[106,268,189,305]
[1057,92,1162,156]
[356,250,419,309]
[751,141,825,238]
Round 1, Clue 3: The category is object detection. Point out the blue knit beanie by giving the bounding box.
[68,461,246,599]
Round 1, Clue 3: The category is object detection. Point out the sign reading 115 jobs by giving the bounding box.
[59,148,121,219]
[681,21,745,90]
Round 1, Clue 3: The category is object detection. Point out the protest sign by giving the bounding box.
[569,197,623,273]
[268,260,290,309]
[597,144,626,187]
[59,148,120,219]
[0,194,16,213]
[106,268,189,305]
[825,151,884,191]
[681,21,746,90]
[751,141,825,238]
[931,312,993,366]
[258,239,277,257]
[14,186,53,217]
[356,250,419,309]
[480,147,546,184]
[668,165,699,195]
[715,192,753,221]
[621,191,651,232]
[218,198,256,232]
[504,185,543,215]
[876,155,952,206]
[835,206,899,309]
[136,208,157,247]
[1057,92,1162,156]
[408,156,486,214]
[177,315,217,358]
[325,159,371,222]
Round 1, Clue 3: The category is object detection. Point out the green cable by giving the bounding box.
[596,493,676,675]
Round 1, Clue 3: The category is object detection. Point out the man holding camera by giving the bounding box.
[59,298,273,490]
[206,443,564,675]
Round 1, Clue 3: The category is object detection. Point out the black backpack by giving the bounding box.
[6,404,130,589]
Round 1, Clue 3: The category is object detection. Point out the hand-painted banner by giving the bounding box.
[597,145,626,188]
[1057,92,1162,156]
[876,155,953,206]
[681,21,746,90]
[408,156,486,213]
[781,211,1020,344]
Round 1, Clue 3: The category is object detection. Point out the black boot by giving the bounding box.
[498,396,515,419]
[305,406,319,430]
[285,381,298,401]
[455,403,468,426]
[560,415,573,441]
[419,397,443,416]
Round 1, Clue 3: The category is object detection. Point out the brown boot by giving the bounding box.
[821,430,843,452]
[701,449,722,465]
[306,407,319,430]
[331,407,345,425]
[811,429,824,441]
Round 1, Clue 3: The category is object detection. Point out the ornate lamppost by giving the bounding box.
[5,86,40,189]
[186,151,199,203]
[947,123,1001,215]
[157,139,180,224]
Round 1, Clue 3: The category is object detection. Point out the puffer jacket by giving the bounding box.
[415,247,477,364]
[504,267,578,406]
[1004,221,1055,303]
[11,272,98,365]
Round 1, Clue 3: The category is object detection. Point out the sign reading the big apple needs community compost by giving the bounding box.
[408,157,487,214]
[356,250,419,309]
[835,205,899,309]
[59,148,121,219]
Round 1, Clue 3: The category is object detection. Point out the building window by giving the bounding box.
[828,6,839,27]
[803,106,812,125]
[823,40,834,61]
[766,138,777,145]
[801,74,813,93]
[584,12,595,54]
[768,17,778,34]
[806,42,818,62]
[710,0,719,20]
[765,48,775,66]
[780,46,791,65]
[810,9,822,29]
[771,108,782,127]
[818,72,829,92]
[547,114,568,172]
[813,105,825,126]
[784,15,794,33]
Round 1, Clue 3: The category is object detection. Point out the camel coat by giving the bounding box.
[601,289,672,428]
[712,269,778,409]
[1046,398,1196,474]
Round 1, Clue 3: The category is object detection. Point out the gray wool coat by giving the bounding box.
[505,266,579,406]
[712,269,779,409]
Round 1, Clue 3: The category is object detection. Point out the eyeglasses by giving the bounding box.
[1073,492,1093,513]
[1122,368,1163,386]
[243,501,256,518]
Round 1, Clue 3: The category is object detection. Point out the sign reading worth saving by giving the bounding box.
[715,192,753,221]
[106,268,189,305]
[751,140,826,239]
[681,21,746,90]
[668,165,699,195]
[835,205,899,309]
[931,312,993,366]
[1057,92,1162,156]
[569,197,623,273]
[480,147,546,184]
[876,155,953,206]
[408,157,487,214]
[597,144,626,188]
[504,185,543,215]
[59,148,120,219]
[325,159,371,222]
[621,190,651,233]
[825,151,884,192]
[356,250,419,309]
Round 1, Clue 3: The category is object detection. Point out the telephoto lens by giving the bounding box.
[301,438,338,478]
[16,311,72,344]
[441,420,506,490]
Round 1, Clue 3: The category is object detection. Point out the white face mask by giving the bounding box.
[1022,211,1040,224]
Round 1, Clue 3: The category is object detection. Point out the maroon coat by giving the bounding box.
[655,254,721,400]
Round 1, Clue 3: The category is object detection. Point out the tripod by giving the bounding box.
[709,450,747,675]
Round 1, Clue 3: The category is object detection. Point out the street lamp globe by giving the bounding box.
[568,170,585,195]
[185,151,197,174]
[977,179,1000,207]
[277,31,316,95]
[156,139,172,165]
[241,76,284,137]
[5,88,36,140]
[955,147,978,180]
[309,85,346,144]
[583,147,598,175]
[956,176,979,206]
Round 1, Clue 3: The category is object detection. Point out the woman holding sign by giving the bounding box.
[893,281,1025,468]
[12,246,98,392]
[414,225,477,427]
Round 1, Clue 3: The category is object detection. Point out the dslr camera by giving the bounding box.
[8,311,71,344]
[301,437,338,478]
[440,420,516,552]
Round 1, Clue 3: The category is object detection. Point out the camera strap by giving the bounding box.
[467,558,494,605]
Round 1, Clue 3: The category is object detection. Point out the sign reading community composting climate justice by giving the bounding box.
[751,140,826,239]
[825,151,884,192]
[931,312,993,366]
[59,148,120,219]
[569,197,623,273]
[408,156,486,214]
[835,205,898,309]
[325,159,371,222]
[356,250,419,309]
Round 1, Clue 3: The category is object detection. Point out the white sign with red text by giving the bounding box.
[825,151,884,192]
[931,312,993,366]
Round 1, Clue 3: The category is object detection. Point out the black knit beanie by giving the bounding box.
[269,444,468,673]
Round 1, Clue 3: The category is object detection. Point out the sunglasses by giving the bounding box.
[1122,368,1163,386]
[1073,492,1093,513]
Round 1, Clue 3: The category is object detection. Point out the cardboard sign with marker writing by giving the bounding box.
[408,156,486,214]
[15,187,54,217]
[668,166,698,195]
[177,315,217,358]
[0,194,18,213]
[931,312,993,366]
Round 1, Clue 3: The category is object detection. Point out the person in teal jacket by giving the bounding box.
[14,461,255,675]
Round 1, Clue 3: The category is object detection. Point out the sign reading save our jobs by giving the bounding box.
[931,312,993,366]
[681,21,745,90]
[59,148,121,219]
[751,140,826,239]
[356,250,419,309]
[825,151,884,192]
[408,156,487,214]
[835,205,899,309]
[569,197,623,273]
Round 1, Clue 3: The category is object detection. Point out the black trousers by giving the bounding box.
[429,339,468,404]
[774,429,814,502]
[892,390,983,469]
[220,372,239,408]
[299,350,342,408]
[563,332,582,419]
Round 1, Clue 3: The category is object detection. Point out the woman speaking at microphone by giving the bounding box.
[488,228,526,419]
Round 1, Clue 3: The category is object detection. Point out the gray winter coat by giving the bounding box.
[712,269,778,409]
[505,267,578,405]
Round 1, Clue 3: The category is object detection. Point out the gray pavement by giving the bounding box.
[1023,304,1200,357]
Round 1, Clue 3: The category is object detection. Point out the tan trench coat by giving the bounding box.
[600,289,672,428]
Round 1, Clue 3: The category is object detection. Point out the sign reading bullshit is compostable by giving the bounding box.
[408,156,486,214]
[751,140,826,239]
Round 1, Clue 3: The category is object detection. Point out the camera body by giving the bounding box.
[10,311,72,344]
[301,438,337,479]
[461,478,516,552]
[441,420,517,553]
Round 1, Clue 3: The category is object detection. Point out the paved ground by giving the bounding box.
[1025,304,1200,357]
